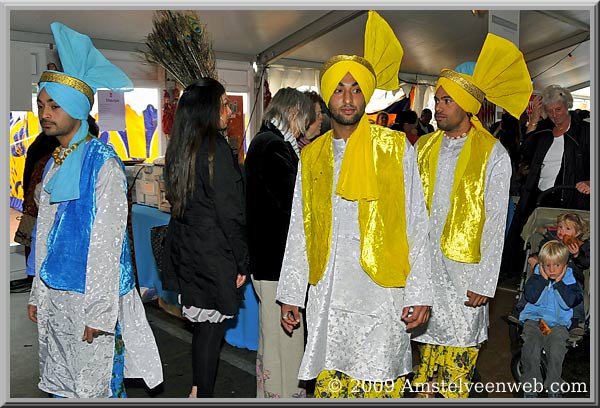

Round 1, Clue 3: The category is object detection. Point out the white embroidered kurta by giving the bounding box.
[412,137,510,347]
[276,136,433,382]
[28,154,163,398]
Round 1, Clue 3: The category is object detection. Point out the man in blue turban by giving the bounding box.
[26,22,163,398]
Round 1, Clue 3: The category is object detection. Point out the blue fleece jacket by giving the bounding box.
[519,265,583,329]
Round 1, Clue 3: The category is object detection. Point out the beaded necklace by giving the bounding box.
[444,131,468,140]
[51,141,81,165]
[444,125,472,140]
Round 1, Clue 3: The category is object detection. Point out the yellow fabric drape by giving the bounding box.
[436,33,533,119]
[416,128,497,263]
[302,10,411,287]
[335,116,378,200]
[301,132,334,285]
[363,10,404,91]
[319,10,404,202]
[302,126,411,287]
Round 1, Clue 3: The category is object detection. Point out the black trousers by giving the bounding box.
[192,320,227,397]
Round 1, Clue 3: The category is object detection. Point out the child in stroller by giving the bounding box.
[527,213,590,335]
[506,207,590,393]
[511,212,590,336]
[517,240,583,398]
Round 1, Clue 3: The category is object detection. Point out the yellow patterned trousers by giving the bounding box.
[412,344,480,398]
[314,370,406,398]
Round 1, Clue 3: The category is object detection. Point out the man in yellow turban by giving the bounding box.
[275,11,433,398]
[411,33,533,398]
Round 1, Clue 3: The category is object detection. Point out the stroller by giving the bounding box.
[506,187,591,384]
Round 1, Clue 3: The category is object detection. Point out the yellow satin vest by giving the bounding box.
[300,125,410,288]
[416,128,496,263]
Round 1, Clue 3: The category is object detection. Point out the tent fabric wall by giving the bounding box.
[267,66,320,95]
[412,84,436,119]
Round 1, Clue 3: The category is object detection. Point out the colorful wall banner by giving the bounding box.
[226,95,245,164]
[9,104,159,211]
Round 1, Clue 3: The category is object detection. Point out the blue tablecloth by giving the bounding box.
[224,284,259,351]
[131,204,259,351]
[131,204,173,303]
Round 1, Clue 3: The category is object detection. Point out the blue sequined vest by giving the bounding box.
[39,138,135,296]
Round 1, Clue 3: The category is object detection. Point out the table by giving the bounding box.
[131,204,259,351]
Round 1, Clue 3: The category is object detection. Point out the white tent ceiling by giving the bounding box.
[8,7,594,93]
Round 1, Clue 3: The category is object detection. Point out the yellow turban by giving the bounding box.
[436,33,533,120]
[320,11,403,106]
[321,55,376,107]
[319,10,403,201]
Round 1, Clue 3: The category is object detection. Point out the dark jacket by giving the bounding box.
[245,123,299,281]
[500,112,589,277]
[519,111,590,212]
[416,122,434,136]
[162,134,248,316]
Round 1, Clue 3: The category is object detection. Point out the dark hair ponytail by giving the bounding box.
[165,78,225,218]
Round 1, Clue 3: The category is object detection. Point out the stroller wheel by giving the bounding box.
[510,351,524,383]
[510,349,547,384]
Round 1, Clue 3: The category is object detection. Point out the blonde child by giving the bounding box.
[519,240,583,398]
[527,213,589,333]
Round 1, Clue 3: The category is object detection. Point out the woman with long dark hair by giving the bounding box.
[162,78,249,398]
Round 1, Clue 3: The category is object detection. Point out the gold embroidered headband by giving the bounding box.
[320,55,376,81]
[39,71,95,107]
[439,69,485,104]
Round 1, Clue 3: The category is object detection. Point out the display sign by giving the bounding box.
[98,90,127,131]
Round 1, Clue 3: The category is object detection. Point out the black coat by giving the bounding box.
[518,111,590,215]
[162,134,248,316]
[245,123,299,281]
[500,112,589,278]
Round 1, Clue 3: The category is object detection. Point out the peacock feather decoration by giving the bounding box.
[141,10,217,87]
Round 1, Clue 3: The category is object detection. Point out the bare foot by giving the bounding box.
[188,386,197,398]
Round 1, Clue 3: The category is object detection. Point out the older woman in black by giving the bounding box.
[162,78,248,398]
[500,85,590,278]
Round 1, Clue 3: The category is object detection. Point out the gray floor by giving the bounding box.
[9,276,591,400]
[9,290,257,399]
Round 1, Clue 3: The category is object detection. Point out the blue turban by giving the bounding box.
[38,22,133,203]
[454,61,476,75]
